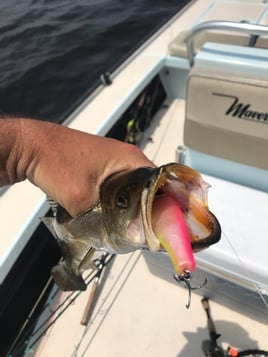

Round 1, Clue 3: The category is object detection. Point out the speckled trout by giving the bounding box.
[42,163,221,291]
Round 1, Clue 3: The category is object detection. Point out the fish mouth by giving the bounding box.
[140,163,221,254]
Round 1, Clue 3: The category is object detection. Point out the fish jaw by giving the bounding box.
[140,163,221,272]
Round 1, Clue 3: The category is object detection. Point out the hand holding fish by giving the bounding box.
[0,118,155,216]
[0,118,221,292]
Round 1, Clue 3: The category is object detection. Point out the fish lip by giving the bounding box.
[191,211,221,250]
[140,163,221,252]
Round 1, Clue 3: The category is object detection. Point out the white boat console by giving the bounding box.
[177,20,268,309]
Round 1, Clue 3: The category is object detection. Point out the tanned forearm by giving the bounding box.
[0,118,45,187]
[0,119,24,186]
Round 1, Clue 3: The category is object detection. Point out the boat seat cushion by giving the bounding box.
[169,0,266,58]
[168,30,250,58]
[184,62,268,171]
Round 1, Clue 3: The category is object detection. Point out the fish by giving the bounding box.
[42,163,221,291]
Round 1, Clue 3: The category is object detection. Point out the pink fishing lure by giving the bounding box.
[152,194,196,275]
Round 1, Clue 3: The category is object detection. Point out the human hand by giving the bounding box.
[15,119,155,216]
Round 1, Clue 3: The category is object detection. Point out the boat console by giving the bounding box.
[184,22,268,192]
[172,20,268,312]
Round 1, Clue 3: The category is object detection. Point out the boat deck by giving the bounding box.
[32,97,268,357]
[33,253,268,357]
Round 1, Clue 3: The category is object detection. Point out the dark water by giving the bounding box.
[0,0,189,123]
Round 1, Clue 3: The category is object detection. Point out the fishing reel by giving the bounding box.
[201,298,268,357]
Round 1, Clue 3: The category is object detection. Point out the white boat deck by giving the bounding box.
[33,97,268,356]
[33,254,268,357]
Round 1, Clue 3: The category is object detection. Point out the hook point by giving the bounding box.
[173,271,207,309]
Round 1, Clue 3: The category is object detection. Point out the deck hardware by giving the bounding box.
[100,72,112,85]
[176,145,186,164]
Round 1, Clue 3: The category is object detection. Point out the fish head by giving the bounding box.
[99,162,221,255]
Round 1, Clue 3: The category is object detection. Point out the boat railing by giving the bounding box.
[185,20,268,66]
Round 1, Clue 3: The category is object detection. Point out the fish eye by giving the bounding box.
[117,191,129,209]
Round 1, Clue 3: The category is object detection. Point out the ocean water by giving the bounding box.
[0,0,189,123]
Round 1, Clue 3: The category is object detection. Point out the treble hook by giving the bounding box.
[173,270,207,309]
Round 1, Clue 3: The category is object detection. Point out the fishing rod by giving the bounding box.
[7,253,115,357]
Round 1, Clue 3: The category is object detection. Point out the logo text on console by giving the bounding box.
[212,93,268,123]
